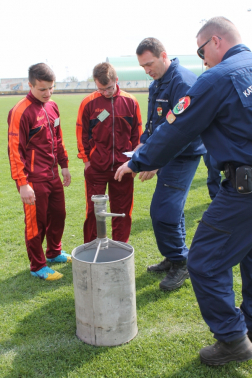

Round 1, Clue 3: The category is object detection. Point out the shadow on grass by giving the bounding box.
[130,217,153,235]
[190,176,208,190]
[1,297,111,378]
[184,203,209,229]
[0,263,73,306]
[160,357,251,378]
[135,270,193,310]
[135,270,165,291]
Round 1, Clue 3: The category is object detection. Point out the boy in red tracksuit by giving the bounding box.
[8,63,72,281]
[76,62,142,243]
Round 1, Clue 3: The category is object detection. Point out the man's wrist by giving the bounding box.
[128,160,138,173]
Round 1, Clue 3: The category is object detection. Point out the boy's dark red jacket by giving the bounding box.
[8,91,69,186]
[76,85,142,171]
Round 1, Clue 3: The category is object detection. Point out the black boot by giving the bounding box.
[200,335,252,365]
[159,260,189,291]
[147,257,171,273]
[248,331,252,342]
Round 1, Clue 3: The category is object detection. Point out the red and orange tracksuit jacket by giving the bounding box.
[8,91,69,186]
[76,85,142,171]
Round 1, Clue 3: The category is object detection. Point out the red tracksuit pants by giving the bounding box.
[83,166,134,243]
[22,176,66,272]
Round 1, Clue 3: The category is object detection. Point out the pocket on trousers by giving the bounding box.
[188,219,232,276]
[163,183,185,191]
[151,179,186,224]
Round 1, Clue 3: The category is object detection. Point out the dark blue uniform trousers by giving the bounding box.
[150,156,201,262]
[203,152,222,200]
[188,179,252,342]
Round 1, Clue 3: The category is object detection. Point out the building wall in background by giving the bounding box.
[0,55,204,94]
[0,79,152,94]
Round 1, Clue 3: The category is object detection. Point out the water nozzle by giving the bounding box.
[96,211,125,218]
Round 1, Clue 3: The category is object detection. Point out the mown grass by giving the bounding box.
[0,93,250,377]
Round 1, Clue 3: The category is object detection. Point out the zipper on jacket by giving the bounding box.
[148,82,162,136]
[111,96,115,170]
[31,150,35,172]
[42,105,55,179]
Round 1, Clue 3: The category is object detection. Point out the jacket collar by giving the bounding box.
[157,57,179,85]
[222,44,251,62]
[26,90,45,105]
[113,83,120,97]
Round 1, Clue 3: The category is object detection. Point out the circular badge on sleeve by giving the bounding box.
[173,96,191,115]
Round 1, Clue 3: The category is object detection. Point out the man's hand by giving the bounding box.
[138,169,158,182]
[84,161,91,171]
[20,184,36,205]
[114,162,133,182]
[62,168,71,187]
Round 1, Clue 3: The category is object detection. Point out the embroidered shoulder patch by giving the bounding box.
[166,110,176,124]
[173,96,191,115]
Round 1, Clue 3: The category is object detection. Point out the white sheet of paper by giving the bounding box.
[122,151,135,158]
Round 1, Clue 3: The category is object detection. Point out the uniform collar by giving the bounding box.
[222,44,251,62]
[26,90,45,105]
[157,57,179,85]
[113,84,120,97]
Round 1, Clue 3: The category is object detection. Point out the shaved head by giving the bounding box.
[197,17,242,45]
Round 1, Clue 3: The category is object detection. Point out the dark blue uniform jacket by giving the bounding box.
[129,45,252,172]
[140,57,206,157]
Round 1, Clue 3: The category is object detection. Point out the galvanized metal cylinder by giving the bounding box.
[96,221,106,239]
[92,195,108,239]
[72,242,138,346]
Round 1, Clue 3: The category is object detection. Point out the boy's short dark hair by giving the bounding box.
[136,37,166,58]
[93,62,117,85]
[28,63,56,86]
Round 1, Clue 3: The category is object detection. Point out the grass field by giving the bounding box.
[0,93,251,377]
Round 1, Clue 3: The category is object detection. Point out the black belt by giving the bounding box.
[224,163,252,193]
[224,163,237,188]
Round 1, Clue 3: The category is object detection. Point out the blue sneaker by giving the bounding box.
[31,266,63,281]
[46,250,72,263]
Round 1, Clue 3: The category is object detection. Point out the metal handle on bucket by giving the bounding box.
[96,211,125,218]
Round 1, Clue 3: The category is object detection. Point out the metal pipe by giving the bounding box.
[109,239,133,251]
[93,240,102,263]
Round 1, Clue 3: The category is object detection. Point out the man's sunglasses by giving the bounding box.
[197,36,222,59]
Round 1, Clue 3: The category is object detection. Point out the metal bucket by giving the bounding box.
[72,240,138,346]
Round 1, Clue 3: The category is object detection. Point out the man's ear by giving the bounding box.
[161,51,167,60]
[28,82,33,89]
[212,35,221,46]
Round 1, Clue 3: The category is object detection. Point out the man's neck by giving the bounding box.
[159,60,171,80]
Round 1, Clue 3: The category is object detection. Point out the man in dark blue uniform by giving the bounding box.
[134,38,206,291]
[115,17,252,365]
